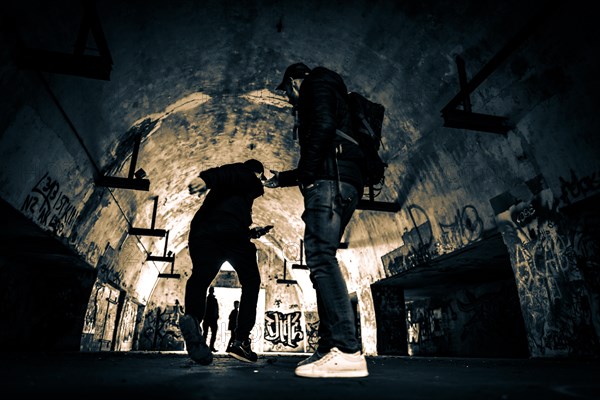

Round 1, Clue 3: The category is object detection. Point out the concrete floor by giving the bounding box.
[1,352,599,400]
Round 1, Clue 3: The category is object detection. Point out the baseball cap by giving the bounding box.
[276,62,312,90]
[243,159,265,180]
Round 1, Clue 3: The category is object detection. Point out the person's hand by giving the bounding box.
[263,170,280,188]
[249,225,274,239]
[188,177,208,195]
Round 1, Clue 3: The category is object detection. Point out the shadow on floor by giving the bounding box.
[1,352,598,400]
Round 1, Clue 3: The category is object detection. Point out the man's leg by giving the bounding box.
[295,180,367,378]
[181,234,224,364]
[227,240,261,362]
[209,322,218,351]
[301,180,360,353]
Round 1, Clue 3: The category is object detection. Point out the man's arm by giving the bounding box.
[296,81,338,186]
[188,176,208,195]
[263,169,298,188]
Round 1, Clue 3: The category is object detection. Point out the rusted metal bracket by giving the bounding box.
[292,240,308,270]
[15,0,113,80]
[96,133,150,191]
[441,8,552,134]
[149,231,178,278]
[277,259,297,284]
[129,197,167,237]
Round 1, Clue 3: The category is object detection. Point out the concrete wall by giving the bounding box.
[1,0,598,356]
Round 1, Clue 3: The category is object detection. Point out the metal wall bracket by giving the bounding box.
[15,0,113,80]
[277,260,297,284]
[129,197,167,237]
[440,9,552,134]
[355,185,401,212]
[149,230,178,278]
[356,199,401,212]
[96,133,150,191]
[292,240,308,270]
[441,55,511,134]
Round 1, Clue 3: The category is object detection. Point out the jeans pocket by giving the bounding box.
[301,181,320,197]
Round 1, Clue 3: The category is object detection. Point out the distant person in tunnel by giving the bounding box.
[265,62,368,378]
[180,159,270,365]
[202,286,219,352]
[226,300,240,352]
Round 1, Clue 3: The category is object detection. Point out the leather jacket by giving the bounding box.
[278,67,364,192]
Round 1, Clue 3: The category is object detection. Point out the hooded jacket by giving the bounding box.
[278,66,365,191]
[190,162,264,238]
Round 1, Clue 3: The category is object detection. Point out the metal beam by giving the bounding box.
[291,239,308,269]
[96,134,150,191]
[147,255,175,263]
[95,176,150,191]
[440,7,555,135]
[441,9,549,114]
[15,48,112,80]
[15,0,113,80]
[128,227,166,237]
[356,200,401,212]
[277,260,297,284]
[129,197,166,236]
[442,109,511,134]
[158,273,180,279]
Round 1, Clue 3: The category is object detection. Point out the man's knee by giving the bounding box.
[241,273,261,292]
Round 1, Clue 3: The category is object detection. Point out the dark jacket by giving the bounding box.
[204,293,219,322]
[228,308,238,330]
[190,162,264,237]
[278,67,365,191]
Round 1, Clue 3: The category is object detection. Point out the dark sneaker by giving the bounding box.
[228,339,258,363]
[297,349,326,366]
[179,314,213,365]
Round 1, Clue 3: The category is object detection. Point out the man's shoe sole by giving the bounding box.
[228,350,257,363]
[179,316,213,365]
[294,368,369,378]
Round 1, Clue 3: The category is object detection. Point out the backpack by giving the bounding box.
[337,92,388,196]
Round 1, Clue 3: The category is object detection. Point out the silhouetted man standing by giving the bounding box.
[266,63,368,378]
[202,287,219,352]
[180,159,269,365]
[226,300,240,351]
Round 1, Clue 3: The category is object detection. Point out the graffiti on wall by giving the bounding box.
[21,172,79,236]
[138,301,185,351]
[96,246,125,289]
[80,281,121,352]
[438,205,484,252]
[406,284,528,357]
[493,172,600,357]
[264,311,304,348]
[303,311,320,352]
[406,305,445,355]
[383,204,485,276]
[558,168,600,206]
[114,297,138,351]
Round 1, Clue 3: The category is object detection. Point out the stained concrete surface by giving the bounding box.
[1,352,598,400]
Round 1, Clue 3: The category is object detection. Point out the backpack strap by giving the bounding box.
[357,113,377,139]
[335,129,359,145]
[332,129,359,207]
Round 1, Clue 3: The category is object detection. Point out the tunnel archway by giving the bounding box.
[2,0,599,358]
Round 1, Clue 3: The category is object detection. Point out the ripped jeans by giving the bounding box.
[301,179,360,353]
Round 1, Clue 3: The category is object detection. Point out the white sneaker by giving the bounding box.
[294,347,369,378]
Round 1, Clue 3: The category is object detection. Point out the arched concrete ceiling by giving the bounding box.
[5,0,567,298]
